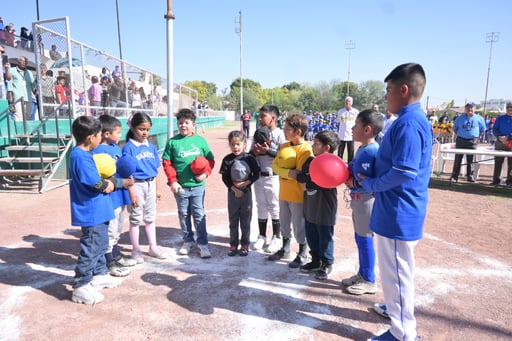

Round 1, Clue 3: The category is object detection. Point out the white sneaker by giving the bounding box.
[264,235,282,253]
[116,255,138,267]
[252,235,266,251]
[179,242,194,255]
[72,283,104,304]
[198,244,211,259]
[341,273,362,286]
[90,274,121,289]
[373,303,390,319]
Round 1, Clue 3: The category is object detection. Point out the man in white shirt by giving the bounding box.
[376,110,397,144]
[337,96,359,162]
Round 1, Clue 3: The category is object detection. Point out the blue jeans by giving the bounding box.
[305,219,334,264]
[174,185,208,245]
[73,223,109,288]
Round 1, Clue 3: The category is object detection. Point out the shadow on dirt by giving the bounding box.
[140,231,381,340]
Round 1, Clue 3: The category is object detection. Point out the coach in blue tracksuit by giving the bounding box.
[359,63,432,341]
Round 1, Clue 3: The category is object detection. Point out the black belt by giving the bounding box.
[260,171,275,177]
[457,136,477,141]
[135,177,155,183]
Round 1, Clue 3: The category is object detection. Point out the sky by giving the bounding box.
[2,0,512,108]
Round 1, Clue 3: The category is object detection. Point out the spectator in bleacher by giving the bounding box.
[49,44,62,61]
[88,76,102,117]
[40,67,55,116]
[5,23,15,47]
[0,17,6,44]
[99,67,110,81]
[139,87,148,109]
[100,76,110,110]
[0,45,11,100]
[109,78,127,116]
[54,76,69,116]
[111,65,121,82]
[20,27,31,50]
[129,86,142,109]
[8,55,35,120]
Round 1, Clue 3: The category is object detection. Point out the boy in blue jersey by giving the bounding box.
[94,115,137,277]
[342,109,383,295]
[69,116,124,305]
[359,63,432,341]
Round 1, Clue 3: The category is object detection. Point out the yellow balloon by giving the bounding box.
[276,146,296,169]
[93,153,116,178]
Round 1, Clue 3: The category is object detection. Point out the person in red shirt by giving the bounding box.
[55,76,69,116]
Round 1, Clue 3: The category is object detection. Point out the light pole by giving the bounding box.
[483,32,499,116]
[235,11,243,118]
[345,40,355,96]
[36,0,40,20]
[165,0,176,140]
[115,0,123,61]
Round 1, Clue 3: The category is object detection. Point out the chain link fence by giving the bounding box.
[32,17,197,119]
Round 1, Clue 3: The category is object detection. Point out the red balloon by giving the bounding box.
[309,153,349,188]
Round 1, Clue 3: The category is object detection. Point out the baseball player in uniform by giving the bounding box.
[251,104,286,253]
[359,63,432,341]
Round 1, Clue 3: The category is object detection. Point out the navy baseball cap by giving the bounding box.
[465,101,476,107]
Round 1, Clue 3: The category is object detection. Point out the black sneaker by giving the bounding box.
[300,259,321,273]
[288,254,307,268]
[228,246,237,257]
[315,263,332,280]
[268,248,289,261]
[490,181,500,186]
[239,245,249,257]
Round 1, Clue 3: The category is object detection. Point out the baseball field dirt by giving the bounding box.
[1,121,511,340]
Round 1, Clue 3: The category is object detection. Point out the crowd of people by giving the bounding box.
[68,64,434,341]
[0,51,162,120]
[0,17,33,50]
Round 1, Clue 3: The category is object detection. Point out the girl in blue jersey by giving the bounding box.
[342,109,383,295]
[123,112,166,262]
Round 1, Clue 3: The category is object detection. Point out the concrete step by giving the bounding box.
[0,169,51,177]
[0,157,60,163]
[5,145,65,152]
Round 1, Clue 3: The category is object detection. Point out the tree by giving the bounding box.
[183,80,217,101]
[298,87,320,112]
[282,82,302,92]
[355,80,385,110]
[315,81,338,112]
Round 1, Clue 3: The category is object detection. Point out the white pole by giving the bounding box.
[165,1,175,140]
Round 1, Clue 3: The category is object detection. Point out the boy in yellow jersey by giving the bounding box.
[269,113,313,268]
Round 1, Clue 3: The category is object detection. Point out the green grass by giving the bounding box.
[429,177,512,199]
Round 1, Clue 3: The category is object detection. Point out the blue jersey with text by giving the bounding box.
[122,139,161,180]
[361,102,433,241]
[348,142,378,194]
[69,147,114,226]
[93,143,131,209]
